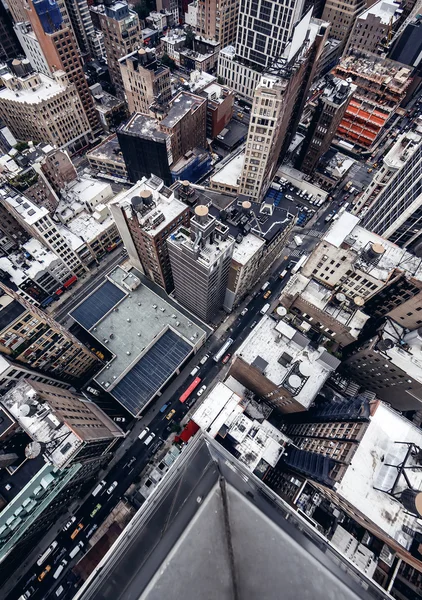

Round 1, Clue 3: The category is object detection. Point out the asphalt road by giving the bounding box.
[7,252,301,600]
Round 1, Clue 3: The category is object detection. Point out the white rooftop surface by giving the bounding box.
[0,188,48,225]
[381,320,422,383]
[23,238,63,270]
[65,177,113,204]
[0,257,26,285]
[220,45,236,57]
[202,83,225,101]
[232,233,265,265]
[171,220,234,268]
[323,212,360,248]
[2,384,82,469]
[66,210,115,243]
[0,72,67,104]
[111,178,187,236]
[192,381,287,470]
[85,267,207,391]
[337,402,422,550]
[0,155,20,173]
[57,223,85,251]
[235,316,337,409]
[358,0,400,24]
[192,382,244,438]
[383,132,422,170]
[188,71,216,92]
[345,223,422,281]
[210,152,244,186]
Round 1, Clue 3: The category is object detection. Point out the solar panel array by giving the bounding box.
[70,281,126,330]
[112,329,192,415]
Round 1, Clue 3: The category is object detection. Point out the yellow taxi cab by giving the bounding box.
[38,565,51,582]
[70,523,84,540]
[166,409,176,421]
[263,290,272,299]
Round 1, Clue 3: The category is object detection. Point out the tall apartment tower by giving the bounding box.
[168,205,235,322]
[197,0,239,48]
[344,0,400,56]
[24,0,100,134]
[98,0,141,98]
[359,133,422,251]
[0,63,91,153]
[0,283,100,383]
[119,48,172,114]
[0,1,21,60]
[218,0,305,99]
[109,178,190,292]
[322,0,365,46]
[296,77,355,175]
[62,0,98,58]
[40,147,77,195]
[239,13,329,201]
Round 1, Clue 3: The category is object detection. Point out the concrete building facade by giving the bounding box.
[196,0,239,48]
[97,1,141,98]
[321,0,365,45]
[345,0,400,55]
[119,48,171,114]
[168,205,235,321]
[110,177,190,291]
[296,77,355,175]
[0,65,91,153]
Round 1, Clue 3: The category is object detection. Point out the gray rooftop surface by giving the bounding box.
[160,93,204,129]
[74,433,381,600]
[69,266,209,415]
[121,113,169,142]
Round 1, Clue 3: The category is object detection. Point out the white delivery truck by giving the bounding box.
[261,281,270,291]
[260,303,270,315]
[293,235,303,247]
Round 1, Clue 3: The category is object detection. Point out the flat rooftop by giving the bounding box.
[169,219,234,268]
[383,131,422,170]
[235,316,340,410]
[232,233,265,265]
[0,186,47,225]
[210,151,244,187]
[0,72,67,104]
[120,113,169,142]
[87,135,126,164]
[69,267,210,416]
[160,92,205,129]
[66,210,116,243]
[214,120,248,149]
[338,402,422,551]
[358,0,400,24]
[110,177,187,236]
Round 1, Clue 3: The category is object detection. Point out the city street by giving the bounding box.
[6,192,333,600]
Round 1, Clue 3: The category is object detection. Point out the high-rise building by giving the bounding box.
[341,319,422,411]
[168,205,235,322]
[331,51,412,151]
[344,0,400,56]
[117,114,173,185]
[296,77,355,175]
[321,0,365,45]
[238,14,329,201]
[196,0,239,48]
[0,379,122,583]
[217,0,306,99]
[0,283,100,383]
[23,0,100,133]
[109,177,190,291]
[97,0,141,97]
[357,133,422,251]
[0,1,21,61]
[118,92,207,185]
[1,185,88,276]
[0,62,91,153]
[13,21,51,76]
[0,201,28,255]
[62,0,98,58]
[119,48,171,114]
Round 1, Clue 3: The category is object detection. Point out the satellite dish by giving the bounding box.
[298,362,312,377]
[277,306,287,317]
[19,404,36,417]
[288,375,302,389]
[25,441,43,459]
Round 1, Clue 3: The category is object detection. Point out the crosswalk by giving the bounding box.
[289,249,303,258]
[307,229,324,238]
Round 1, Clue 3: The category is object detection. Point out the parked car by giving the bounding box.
[222,354,231,365]
[63,516,76,532]
[197,385,207,397]
[240,308,248,316]
[86,386,100,396]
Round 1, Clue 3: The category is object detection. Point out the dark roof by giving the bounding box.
[0,407,13,436]
[70,280,126,330]
[76,433,379,600]
[0,299,26,332]
[111,329,191,416]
